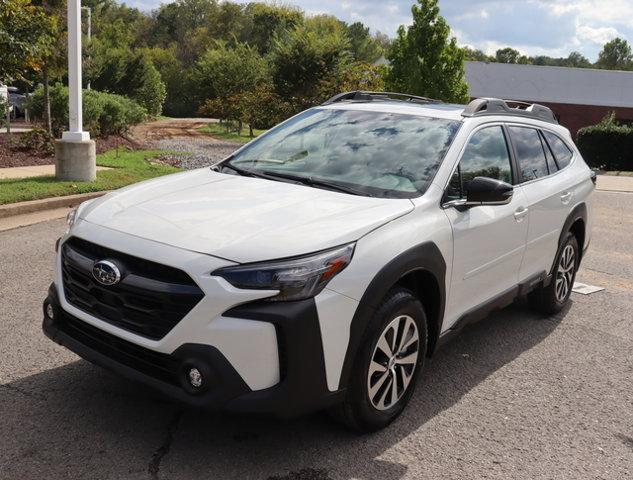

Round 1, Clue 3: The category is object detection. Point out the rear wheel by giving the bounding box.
[331,288,428,432]
[529,232,579,315]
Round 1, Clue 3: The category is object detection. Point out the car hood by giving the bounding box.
[80,169,414,262]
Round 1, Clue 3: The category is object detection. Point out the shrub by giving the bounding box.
[17,128,55,156]
[577,112,633,171]
[27,84,147,137]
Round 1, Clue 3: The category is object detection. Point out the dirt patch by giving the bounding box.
[130,118,217,143]
[96,134,145,154]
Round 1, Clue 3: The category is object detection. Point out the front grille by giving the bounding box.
[57,311,180,386]
[61,237,204,340]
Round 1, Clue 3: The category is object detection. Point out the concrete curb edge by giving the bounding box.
[0,191,108,219]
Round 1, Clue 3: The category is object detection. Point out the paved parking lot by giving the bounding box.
[1,190,631,480]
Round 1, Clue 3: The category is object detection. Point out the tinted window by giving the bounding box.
[540,132,558,174]
[542,131,573,169]
[510,126,549,181]
[446,126,512,200]
[226,109,461,198]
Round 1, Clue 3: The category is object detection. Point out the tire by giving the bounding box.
[331,287,428,432]
[529,232,579,315]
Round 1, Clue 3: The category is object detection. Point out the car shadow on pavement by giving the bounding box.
[2,301,569,480]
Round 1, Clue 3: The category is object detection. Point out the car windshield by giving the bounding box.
[224,108,461,198]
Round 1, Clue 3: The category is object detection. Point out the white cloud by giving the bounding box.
[576,24,621,44]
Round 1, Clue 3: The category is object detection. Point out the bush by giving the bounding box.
[27,84,146,137]
[17,128,55,156]
[577,112,633,171]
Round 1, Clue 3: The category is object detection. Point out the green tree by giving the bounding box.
[495,47,530,64]
[270,15,351,100]
[564,51,592,68]
[317,62,386,100]
[346,22,383,63]
[596,38,633,70]
[0,0,52,83]
[386,0,469,103]
[193,42,269,105]
[241,3,303,54]
[463,47,492,62]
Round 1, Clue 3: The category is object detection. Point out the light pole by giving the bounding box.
[82,6,91,90]
[55,0,96,181]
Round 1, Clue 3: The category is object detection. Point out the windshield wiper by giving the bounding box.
[259,170,373,197]
[223,162,373,197]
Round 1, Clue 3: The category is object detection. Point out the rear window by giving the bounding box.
[509,126,549,182]
[542,131,573,169]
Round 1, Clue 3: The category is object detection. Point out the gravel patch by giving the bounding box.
[151,137,241,170]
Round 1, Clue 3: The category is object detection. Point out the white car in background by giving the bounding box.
[43,92,594,432]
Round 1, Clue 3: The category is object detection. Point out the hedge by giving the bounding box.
[27,84,147,137]
[577,113,633,171]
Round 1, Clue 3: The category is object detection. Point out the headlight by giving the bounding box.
[66,207,78,229]
[213,243,355,302]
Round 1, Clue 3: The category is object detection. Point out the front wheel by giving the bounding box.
[331,288,428,432]
[529,232,579,315]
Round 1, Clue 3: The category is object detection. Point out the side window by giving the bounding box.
[445,126,513,200]
[539,131,558,174]
[509,126,549,182]
[542,130,573,169]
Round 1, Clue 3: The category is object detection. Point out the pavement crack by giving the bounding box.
[148,409,183,479]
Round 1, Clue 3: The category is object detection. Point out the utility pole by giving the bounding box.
[55,0,96,181]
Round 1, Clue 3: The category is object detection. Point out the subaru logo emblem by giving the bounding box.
[92,260,121,286]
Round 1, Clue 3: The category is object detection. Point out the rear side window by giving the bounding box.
[540,132,558,174]
[542,131,573,169]
[509,126,549,182]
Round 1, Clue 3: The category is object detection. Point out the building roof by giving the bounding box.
[466,61,633,109]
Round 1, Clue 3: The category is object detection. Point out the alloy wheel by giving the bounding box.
[367,315,419,411]
[555,244,576,302]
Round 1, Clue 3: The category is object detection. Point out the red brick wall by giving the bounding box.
[527,101,633,140]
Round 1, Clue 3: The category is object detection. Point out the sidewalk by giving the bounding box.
[0,164,111,180]
[596,174,633,193]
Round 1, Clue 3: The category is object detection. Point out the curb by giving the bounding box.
[0,192,107,219]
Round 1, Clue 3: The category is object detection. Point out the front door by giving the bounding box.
[443,125,529,329]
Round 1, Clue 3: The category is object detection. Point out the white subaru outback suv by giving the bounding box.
[43,92,595,432]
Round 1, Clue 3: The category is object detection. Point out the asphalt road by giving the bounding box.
[1,191,631,480]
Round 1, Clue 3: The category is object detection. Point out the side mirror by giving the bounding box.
[465,177,513,205]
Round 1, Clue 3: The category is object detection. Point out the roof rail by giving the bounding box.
[322,91,442,106]
[462,98,558,124]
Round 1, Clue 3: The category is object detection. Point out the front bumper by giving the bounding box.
[43,284,345,417]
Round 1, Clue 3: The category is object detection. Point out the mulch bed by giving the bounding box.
[0,132,146,168]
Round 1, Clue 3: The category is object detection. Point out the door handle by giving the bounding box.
[560,191,572,204]
[514,206,529,222]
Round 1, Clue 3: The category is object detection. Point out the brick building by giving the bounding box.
[465,61,633,139]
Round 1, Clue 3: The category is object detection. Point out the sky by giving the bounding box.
[129,0,633,61]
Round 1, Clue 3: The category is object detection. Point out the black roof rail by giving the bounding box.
[462,98,558,124]
[322,91,442,106]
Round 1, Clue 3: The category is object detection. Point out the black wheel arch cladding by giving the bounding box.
[552,202,587,275]
[338,241,446,391]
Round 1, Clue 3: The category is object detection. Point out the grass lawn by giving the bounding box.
[0,149,181,205]
[199,122,267,144]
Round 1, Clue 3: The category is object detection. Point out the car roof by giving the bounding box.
[317,101,467,122]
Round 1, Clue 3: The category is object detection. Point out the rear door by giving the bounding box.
[508,126,575,281]
[443,125,529,327]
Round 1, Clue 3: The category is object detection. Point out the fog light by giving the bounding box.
[188,368,203,388]
[45,303,55,320]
